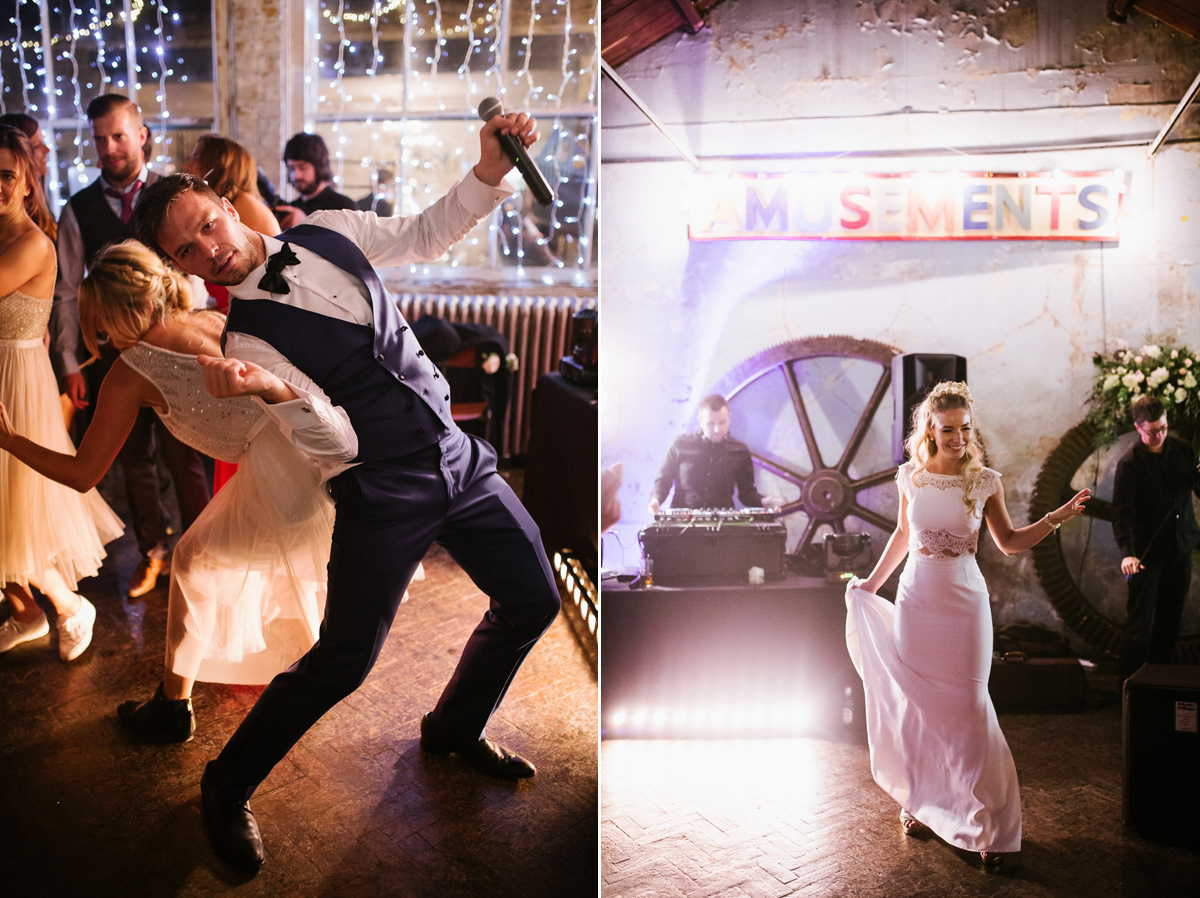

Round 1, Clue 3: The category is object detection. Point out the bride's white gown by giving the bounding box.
[845,462,1021,854]
[121,342,334,685]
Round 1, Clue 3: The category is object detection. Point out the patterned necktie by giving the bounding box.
[104,179,144,224]
[257,242,300,294]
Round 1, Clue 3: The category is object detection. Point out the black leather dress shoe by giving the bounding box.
[201,764,264,875]
[118,682,195,742]
[420,713,536,780]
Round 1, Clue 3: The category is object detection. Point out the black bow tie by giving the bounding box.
[257,243,299,294]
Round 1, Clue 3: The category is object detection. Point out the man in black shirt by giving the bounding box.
[274,132,358,228]
[1112,395,1200,681]
[649,394,767,512]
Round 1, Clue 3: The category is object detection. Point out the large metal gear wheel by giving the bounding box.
[1029,419,1200,662]
[709,336,903,569]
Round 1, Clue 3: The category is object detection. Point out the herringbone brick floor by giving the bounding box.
[602,682,1200,897]
[0,469,597,898]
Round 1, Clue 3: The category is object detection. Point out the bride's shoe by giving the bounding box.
[981,851,1003,871]
[899,809,925,836]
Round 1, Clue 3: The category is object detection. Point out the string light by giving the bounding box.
[6,0,596,276]
[153,0,169,167]
[1,0,146,50]
[309,0,598,272]
[15,0,32,111]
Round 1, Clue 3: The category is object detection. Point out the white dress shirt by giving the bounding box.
[224,171,511,477]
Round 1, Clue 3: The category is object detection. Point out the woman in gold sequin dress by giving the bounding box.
[0,240,339,742]
[0,126,123,663]
[845,382,1089,871]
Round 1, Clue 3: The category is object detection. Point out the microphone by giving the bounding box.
[477,97,554,207]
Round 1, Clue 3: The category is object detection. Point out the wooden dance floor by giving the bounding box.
[602,667,1200,898]
[0,470,598,897]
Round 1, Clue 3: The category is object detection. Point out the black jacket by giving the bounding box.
[652,432,763,509]
[1112,434,1200,561]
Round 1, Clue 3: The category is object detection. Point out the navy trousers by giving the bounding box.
[209,430,560,798]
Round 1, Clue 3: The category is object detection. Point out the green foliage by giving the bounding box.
[1087,341,1200,446]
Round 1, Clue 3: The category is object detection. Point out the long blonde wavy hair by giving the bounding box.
[78,239,193,364]
[904,381,987,514]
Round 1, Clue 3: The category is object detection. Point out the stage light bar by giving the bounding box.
[604,700,824,739]
[553,550,599,637]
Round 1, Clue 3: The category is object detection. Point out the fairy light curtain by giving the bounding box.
[1,0,596,278]
[0,0,213,212]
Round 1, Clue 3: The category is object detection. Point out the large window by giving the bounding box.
[1,0,596,280]
[1,0,215,210]
[309,0,597,277]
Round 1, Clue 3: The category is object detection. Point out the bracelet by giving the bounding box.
[1043,514,1061,532]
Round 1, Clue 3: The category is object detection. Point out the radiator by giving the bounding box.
[394,290,597,459]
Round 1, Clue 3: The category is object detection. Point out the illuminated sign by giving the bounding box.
[687,171,1124,242]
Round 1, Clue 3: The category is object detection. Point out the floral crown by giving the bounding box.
[927,381,972,404]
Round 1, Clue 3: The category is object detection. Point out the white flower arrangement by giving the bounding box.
[1088,341,1200,445]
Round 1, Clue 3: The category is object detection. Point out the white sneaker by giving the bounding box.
[57,597,95,661]
[0,613,50,652]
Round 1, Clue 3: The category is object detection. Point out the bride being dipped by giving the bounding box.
[0,240,337,740]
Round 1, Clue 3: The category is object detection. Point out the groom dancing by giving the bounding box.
[132,112,561,875]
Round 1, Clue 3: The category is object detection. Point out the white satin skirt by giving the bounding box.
[845,553,1021,853]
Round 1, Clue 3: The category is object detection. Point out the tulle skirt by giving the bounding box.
[166,423,334,685]
[0,338,124,588]
[845,554,1021,853]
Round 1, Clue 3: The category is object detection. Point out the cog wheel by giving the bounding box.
[709,336,903,568]
[1030,419,1200,662]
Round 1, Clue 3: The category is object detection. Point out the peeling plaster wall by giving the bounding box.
[601,0,1200,642]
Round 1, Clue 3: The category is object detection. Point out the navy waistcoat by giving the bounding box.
[224,225,457,463]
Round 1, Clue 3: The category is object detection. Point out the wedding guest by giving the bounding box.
[0,126,121,662]
[49,93,210,598]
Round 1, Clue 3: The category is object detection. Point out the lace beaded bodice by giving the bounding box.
[898,462,1001,557]
[0,290,52,340]
[120,343,267,463]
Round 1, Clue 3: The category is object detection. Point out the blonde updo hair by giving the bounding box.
[78,239,193,364]
[904,381,987,514]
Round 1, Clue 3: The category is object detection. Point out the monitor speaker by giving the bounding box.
[1123,664,1200,845]
[891,353,967,464]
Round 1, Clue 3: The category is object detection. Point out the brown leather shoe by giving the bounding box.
[128,557,166,598]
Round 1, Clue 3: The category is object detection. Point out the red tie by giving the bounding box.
[105,179,144,223]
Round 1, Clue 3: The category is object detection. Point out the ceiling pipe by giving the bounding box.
[600,58,702,170]
[1148,68,1200,157]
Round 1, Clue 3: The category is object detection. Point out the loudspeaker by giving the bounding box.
[1123,664,1200,845]
[891,353,968,464]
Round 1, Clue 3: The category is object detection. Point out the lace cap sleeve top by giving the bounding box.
[898,461,1002,557]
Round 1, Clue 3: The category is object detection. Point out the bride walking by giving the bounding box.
[0,125,122,662]
[846,381,1089,870]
